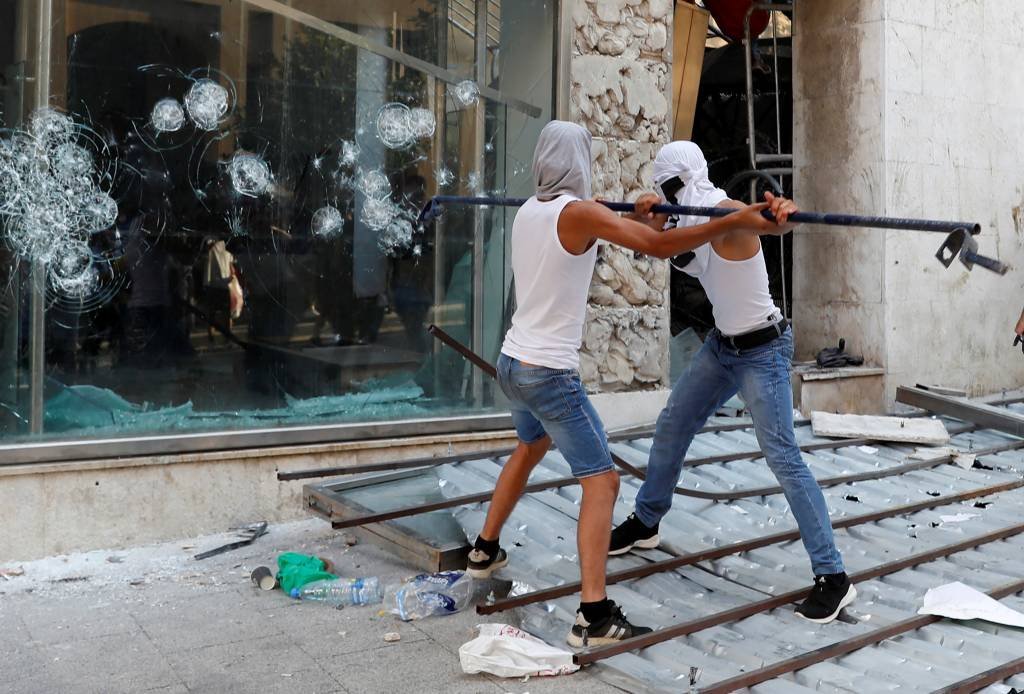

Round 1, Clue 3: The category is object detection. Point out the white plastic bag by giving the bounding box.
[459,624,580,678]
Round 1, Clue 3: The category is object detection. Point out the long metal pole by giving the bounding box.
[422,195,982,235]
[29,0,53,434]
[469,1,488,409]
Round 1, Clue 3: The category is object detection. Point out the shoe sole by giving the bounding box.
[566,632,635,648]
[607,534,661,556]
[466,555,508,579]
[796,584,857,624]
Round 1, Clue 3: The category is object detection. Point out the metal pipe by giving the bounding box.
[575,522,1024,667]
[695,576,1024,693]
[469,2,488,409]
[420,195,982,236]
[29,0,52,435]
[479,476,1024,614]
[276,418,794,481]
[930,656,1024,694]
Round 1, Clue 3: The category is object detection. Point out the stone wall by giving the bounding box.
[570,0,673,392]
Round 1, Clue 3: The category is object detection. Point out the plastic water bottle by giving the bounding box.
[291,577,383,606]
[387,571,473,621]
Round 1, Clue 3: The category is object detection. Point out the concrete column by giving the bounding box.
[793,1,1024,405]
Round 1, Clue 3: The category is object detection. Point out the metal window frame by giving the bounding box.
[10,0,564,463]
[0,412,514,466]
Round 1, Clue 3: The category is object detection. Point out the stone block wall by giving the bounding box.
[570,0,673,392]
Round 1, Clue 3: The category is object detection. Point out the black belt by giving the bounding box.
[717,319,788,351]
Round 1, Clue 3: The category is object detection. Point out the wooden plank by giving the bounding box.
[811,411,950,445]
[671,1,710,140]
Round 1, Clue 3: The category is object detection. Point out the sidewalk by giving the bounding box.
[0,519,624,694]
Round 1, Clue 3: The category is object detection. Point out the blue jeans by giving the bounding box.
[635,328,845,575]
[496,353,615,479]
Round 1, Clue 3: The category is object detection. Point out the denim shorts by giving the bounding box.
[496,353,614,479]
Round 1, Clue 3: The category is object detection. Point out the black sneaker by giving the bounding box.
[609,512,660,556]
[567,600,653,648]
[466,546,508,579]
[795,573,857,623]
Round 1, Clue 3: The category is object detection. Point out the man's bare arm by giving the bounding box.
[718,192,798,237]
[558,199,776,259]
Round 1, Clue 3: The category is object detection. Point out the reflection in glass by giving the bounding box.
[0,0,555,445]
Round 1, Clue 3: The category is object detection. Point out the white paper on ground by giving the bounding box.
[460,624,580,678]
[939,513,979,524]
[918,581,1024,627]
[858,445,879,455]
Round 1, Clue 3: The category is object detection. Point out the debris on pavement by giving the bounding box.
[0,566,25,579]
[194,521,268,560]
[276,552,336,595]
[918,581,1024,627]
[292,576,383,606]
[811,411,950,445]
[251,566,277,591]
[389,571,473,621]
[383,631,402,642]
[459,624,580,678]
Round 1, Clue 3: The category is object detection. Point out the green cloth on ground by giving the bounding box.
[277,552,337,596]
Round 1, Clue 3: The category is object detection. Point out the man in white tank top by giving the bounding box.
[464,122,789,647]
[609,141,856,624]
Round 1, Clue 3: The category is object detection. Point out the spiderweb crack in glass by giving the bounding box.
[435,167,455,187]
[409,108,436,140]
[339,140,360,167]
[0,108,119,301]
[376,103,414,150]
[227,152,272,197]
[184,79,229,131]
[360,197,393,232]
[452,80,479,108]
[150,97,186,133]
[311,205,343,238]
[357,169,391,200]
[378,217,415,254]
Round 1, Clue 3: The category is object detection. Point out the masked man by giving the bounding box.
[609,141,855,624]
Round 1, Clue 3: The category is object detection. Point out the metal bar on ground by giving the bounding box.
[574,521,1024,665]
[694,578,1024,693]
[276,417,811,482]
[479,475,1024,614]
[323,436,1024,529]
[930,656,1024,694]
[898,385,1024,438]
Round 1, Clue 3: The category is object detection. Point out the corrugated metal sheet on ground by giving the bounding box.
[359,402,1024,691]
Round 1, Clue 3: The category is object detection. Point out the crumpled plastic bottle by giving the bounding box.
[387,571,473,621]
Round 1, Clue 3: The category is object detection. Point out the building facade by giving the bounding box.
[0,0,675,559]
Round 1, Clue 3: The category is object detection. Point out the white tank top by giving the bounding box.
[681,241,782,336]
[501,195,596,370]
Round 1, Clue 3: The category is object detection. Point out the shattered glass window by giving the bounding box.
[0,0,555,444]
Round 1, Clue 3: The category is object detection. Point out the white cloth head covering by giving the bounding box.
[532,120,592,201]
[652,141,728,228]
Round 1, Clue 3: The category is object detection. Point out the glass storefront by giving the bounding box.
[0,0,557,458]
